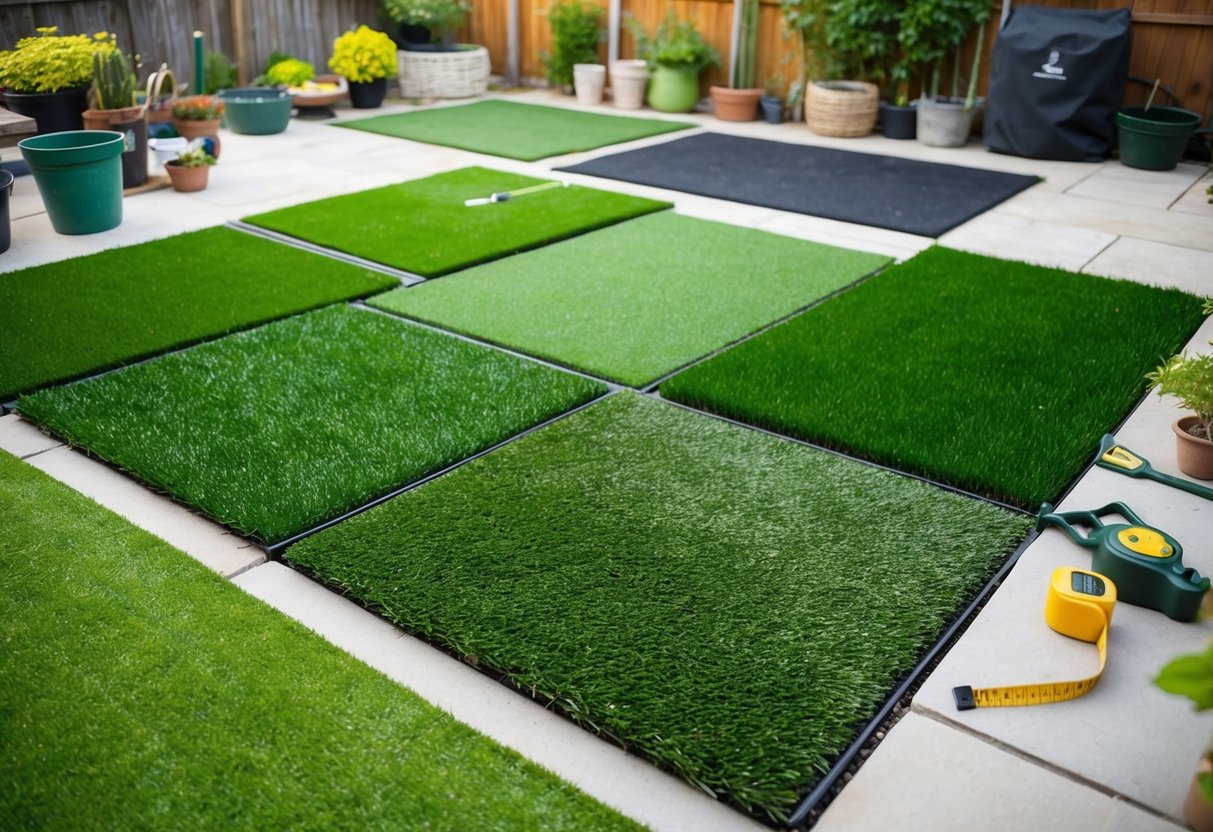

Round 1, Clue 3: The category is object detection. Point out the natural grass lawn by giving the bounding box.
[287,392,1032,821]
[662,246,1207,508]
[244,166,670,278]
[18,305,604,544]
[0,227,396,401]
[0,451,641,831]
[370,212,890,386]
[336,99,693,161]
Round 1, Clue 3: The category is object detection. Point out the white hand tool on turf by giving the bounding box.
[464,178,570,206]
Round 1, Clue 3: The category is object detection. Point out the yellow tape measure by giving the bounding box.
[953,567,1116,710]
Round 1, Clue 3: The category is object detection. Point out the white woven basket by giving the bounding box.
[397,46,490,99]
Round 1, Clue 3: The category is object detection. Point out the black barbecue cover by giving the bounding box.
[983,6,1131,161]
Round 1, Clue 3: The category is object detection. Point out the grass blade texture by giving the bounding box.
[244,166,670,277]
[371,212,890,386]
[0,452,641,831]
[336,99,693,161]
[661,246,1207,508]
[18,305,604,544]
[0,226,396,401]
[287,392,1032,821]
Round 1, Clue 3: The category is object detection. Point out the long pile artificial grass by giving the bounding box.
[0,452,641,831]
[371,212,890,386]
[18,305,604,543]
[243,166,669,278]
[336,99,693,161]
[662,246,1208,508]
[287,392,1033,820]
[0,227,395,401]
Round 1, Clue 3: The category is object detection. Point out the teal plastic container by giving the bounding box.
[19,130,124,235]
[219,87,293,135]
[1115,106,1200,171]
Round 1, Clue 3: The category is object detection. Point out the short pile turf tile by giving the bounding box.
[661,246,1207,508]
[18,305,604,543]
[336,99,694,161]
[370,212,891,386]
[558,132,1040,237]
[287,392,1033,821]
[0,452,641,831]
[0,227,396,401]
[243,166,669,278]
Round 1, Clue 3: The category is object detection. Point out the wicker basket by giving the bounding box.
[397,46,490,99]
[805,81,879,137]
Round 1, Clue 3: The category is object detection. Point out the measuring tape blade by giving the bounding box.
[953,567,1115,711]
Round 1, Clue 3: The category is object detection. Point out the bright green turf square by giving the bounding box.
[336,99,693,161]
[243,166,670,278]
[0,451,641,830]
[369,212,891,386]
[18,305,604,543]
[0,227,396,401]
[661,246,1207,508]
[287,392,1032,821]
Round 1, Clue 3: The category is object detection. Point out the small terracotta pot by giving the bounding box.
[1185,756,1213,832]
[165,161,209,193]
[1173,416,1213,480]
[710,86,762,122]
[173,117,221,159]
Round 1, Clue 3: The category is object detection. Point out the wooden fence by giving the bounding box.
[2,0,1210,120]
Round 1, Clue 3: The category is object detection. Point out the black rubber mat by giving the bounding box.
[558,132,1040,238]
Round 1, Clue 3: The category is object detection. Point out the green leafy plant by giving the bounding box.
[382,0,470,40]
[543,1,605,89]
[779,0,899,84]
[0,26,113,93]
[261,57,316,87]
[1157,641,1213,803]
[172,94,225,121]
[171,146,217,168]
[203,51,238,94]
[1148,349,1213,441]
[625,11,719,73]
[91,41,137,109]
[330,25,398,82]
[731,0,759,88]
[900,0,991,108]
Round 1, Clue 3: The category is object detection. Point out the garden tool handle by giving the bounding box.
[1036,502,1145,545]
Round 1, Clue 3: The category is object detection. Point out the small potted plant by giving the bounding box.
[1156,640,1213,831]
[260,54,347,112]
[625,11,719,114]
[164,145,216,193]
[544,1,606,102]
[710,0,761,121]
[0,27,111,134]
[81,39,148,188]
[383,0,470,52]
[902,0,992,147]
[1147,313,1213,479]
[760,76,785,124]
[172,94,225,157]
[330,25,398,108]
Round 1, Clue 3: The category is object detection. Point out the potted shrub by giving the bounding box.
[164,145,216,193]
[0,27,111,134]
[383,0,470,52]
[81,40,148,188]
[172,94,225,158]
[901,0,992,147]
[626,11,719,114]
[203,51,238,94]
[710,0,762,121]
[1147,322,1213,480]
[544,1,606,97]
[330,25,398,108]
[1156,640,1213,831]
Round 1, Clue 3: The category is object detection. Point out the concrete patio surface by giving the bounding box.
[2,87,1211,830]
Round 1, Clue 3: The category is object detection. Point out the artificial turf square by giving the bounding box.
[336,99,694,161]
[287,392,1033,821]
[18,305,605,544]
[661,246,1207,508]
[0,227,396,401]
[242,166,669,278]
[0,451,641,830]
[369,212,891,386]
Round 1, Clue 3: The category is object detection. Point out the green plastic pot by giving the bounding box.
[19,130,125,235]
[1115,106,1200,171]
[647,65,700,113]
[218,87,293,135]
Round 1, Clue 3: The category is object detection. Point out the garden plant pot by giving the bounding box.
[573,64,606,107]
[2,86,89,135]
[610,60,648,110]
[18,130,124,235]
[760,94,784,124]
[219,88,292,133]
[880,101,917,140]
[1184,756,1213,832]
[173,118,222,159]
[1115,106,1201,171]
[0,169,13,254]
[1173,416,1213,480]
[165,162,209,193]
[82,105,149,189]
[648,66,700,113]
[347,78,388,109]
[710,86,761,122]
[917,96,983,147]
[805,80,878,137]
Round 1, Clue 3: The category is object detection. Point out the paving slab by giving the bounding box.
[815,712,1183,832]
[1083,237,1213,295]
[0,413,60,459]
[1171,173,1213,217]
[754,211,933,261]
[232,561,761,832]
[939,211,1116,270]
[1065,163,1207,210]
[22,446,264,578]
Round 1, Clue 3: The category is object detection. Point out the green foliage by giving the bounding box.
[626,11,719,73]
[1156,641,1213,711]
[0,26,112,93]
[544,1,606,89]
[172,146,216,168]
[900,0,991,100]
[733,0,760,88]
[779,0,900,83]
[203,51,238,94]
[1148,351,1213,439]
[91,44,136,109]
[382,0,471,38]
[262,57,315,86]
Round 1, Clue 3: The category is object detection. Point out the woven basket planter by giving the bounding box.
[397,46,490,99]
[805,80,879,137]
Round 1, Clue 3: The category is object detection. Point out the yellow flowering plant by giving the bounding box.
[329,25,397,83]
[0,27,114,93]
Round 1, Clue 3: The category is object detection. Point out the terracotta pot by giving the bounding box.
[82,105,149,188]
[710,86,761,122]
[173,117,221,159]
[1174,416,1213,480]
[165,161,209,193]
[1186,756,1213,832]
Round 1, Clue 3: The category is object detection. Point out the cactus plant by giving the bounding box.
[92,46,136,110]
[733,0,759,89]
